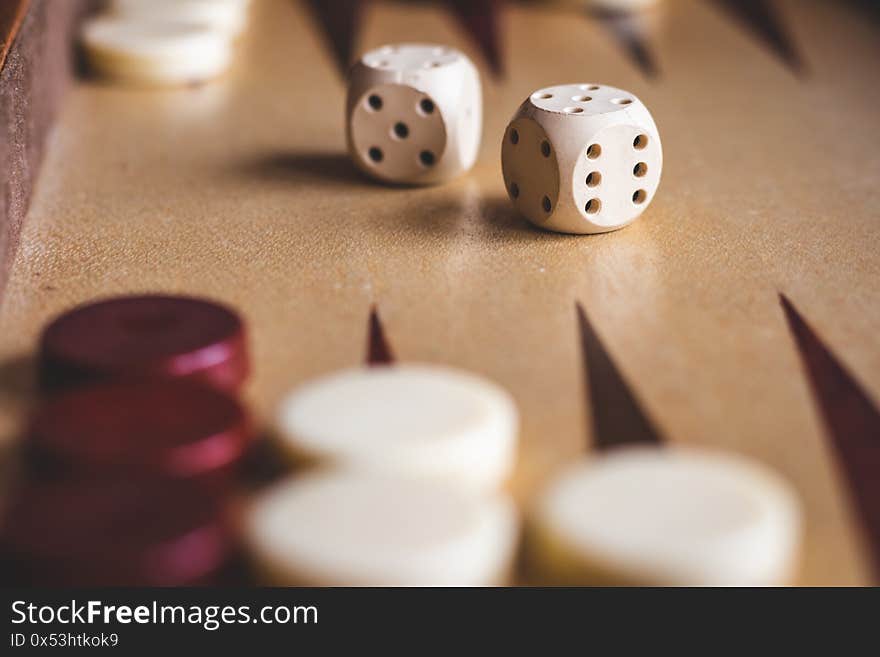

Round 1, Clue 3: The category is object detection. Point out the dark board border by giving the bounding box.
[0,0,88,299]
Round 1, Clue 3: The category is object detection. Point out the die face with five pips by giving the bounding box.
[346,44,483,186]
[502,84,662,234]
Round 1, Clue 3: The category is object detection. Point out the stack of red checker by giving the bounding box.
[0,295,252,586]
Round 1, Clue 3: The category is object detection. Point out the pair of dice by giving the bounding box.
[347,44,662,235]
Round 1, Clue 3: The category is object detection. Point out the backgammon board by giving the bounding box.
[0,0,878,586]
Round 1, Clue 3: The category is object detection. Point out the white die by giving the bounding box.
[346,44,482,185]
[501,83,662,234]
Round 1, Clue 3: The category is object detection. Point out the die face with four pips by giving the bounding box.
[346,44,483,186]
[501,83,662,234]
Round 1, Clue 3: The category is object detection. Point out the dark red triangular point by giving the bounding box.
[780,294,880,581]
[306,0,369,76]
[445,0,505,77]
[596,11,661,80]
[366,305,395,365]
[710,0,806,76]
[576,302,663,450]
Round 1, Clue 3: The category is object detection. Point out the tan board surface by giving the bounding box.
[0,0,878,584]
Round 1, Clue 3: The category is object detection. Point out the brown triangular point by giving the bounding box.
[305,0,369,76]
[576,302,663,450]
[445,0,505,77]
[366,305,395,365]
[595,11,660,80]
[710,0,806,76]
[780,294,880,581]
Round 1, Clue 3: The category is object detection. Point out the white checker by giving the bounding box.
[276,365,519,492]
[532,447,802,585]
[81,16,233,87]
[110,0,252,37]
[245,472,520,586]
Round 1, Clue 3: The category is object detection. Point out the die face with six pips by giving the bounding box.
[502,83,662,234]
[346,43,483,186]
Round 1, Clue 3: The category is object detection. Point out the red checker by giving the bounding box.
[39,294,249,393]
[0,477,235,586]
[26,379,252,483]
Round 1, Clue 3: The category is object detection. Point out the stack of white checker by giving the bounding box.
[246,364,522,586]
[80,0,252,87]
[247,360,804,587]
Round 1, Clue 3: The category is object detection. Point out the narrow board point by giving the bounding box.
[446,0,505,77]
[306,0,369,76]
[710,0,807,77]
[780,293,880,581]
[576,302,663,450]
[596,11,661,80]
[366,305,395,365]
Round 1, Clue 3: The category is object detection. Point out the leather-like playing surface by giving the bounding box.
[0,0,878,584]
